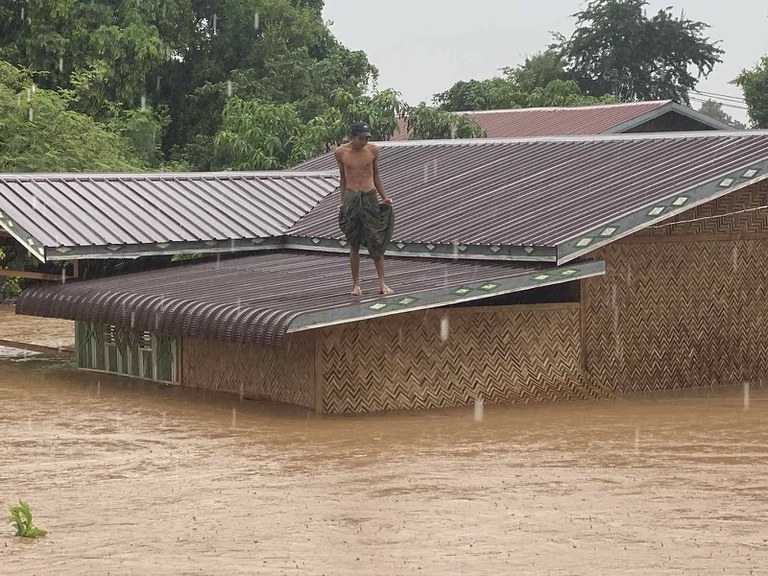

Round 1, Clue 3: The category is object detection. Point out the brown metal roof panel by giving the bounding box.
[292,132,768,249]
[390,101,674,140]
[16,251,601,347]
[0,172,339,252]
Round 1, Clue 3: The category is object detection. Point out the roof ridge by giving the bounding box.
[459,101,672,115]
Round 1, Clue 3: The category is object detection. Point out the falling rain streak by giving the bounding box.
[439,314,449,341]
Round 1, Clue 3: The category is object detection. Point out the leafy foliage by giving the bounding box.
[733,56,768,129]
[0,61,143,172]
[403,104,485,140]
[696,99,746,129]
[556,0,723,104]
[8,501,47,538]
[433,50,616,112]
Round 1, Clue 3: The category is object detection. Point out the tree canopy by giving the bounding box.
[733,56,768,129]
[556,0,723,104]
[434,50,616,112]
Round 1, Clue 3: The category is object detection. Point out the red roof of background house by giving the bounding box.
[392,101,730,140]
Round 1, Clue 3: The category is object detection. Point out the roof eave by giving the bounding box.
[605,101,734,134]
[556,163,768,265]
[288,259,605,333]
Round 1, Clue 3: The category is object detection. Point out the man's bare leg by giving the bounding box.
[374,256,393,295]
[350,246,362,296]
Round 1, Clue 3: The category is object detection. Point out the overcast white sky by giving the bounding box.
[323,0,768,123]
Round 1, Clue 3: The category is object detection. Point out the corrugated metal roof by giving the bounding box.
[15,250,604,347]
[292,131,768,262]
[0,172,338,261]
[391,101,730,140]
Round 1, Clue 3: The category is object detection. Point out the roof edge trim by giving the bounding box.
[605,101,734,134]
[284,236,557,262]
[557,162,768,265]
[0,212,46,262]
[287,259,605,333]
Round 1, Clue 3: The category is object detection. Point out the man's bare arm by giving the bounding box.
[335,148,346,207]
[372,149,390,203]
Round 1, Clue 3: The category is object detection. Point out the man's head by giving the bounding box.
[350,121,372,147]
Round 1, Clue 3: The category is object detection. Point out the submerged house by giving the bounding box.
[391,100,733,140]
[5,131,768,413]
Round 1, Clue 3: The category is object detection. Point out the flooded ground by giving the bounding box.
[0,304,73,357]
[1,354,767,575]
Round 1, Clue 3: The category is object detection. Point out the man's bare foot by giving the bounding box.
[351,284,362,296]
[379,284,394,295]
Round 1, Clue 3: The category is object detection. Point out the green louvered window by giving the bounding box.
[75,322,178,384]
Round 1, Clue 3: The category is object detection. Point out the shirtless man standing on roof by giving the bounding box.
[336,121,394,296]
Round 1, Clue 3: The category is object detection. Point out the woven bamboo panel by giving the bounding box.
[182,332,315,408]
[636,180,768,238]
[584,237,768,394]
[317,305,610,414]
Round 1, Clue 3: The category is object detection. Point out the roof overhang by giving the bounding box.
[606,102,734,133]
[557,159,768,264]
[15,252,604,348]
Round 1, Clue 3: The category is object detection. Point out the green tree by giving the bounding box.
[0,61,142,172]
[696,99,746,129]
[214,89,408,170]
[733,56,768,129]
[403,103,486,140]
[433,49,616,112]
[556,0,723,104]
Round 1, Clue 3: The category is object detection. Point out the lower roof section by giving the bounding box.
[16,251,604,347]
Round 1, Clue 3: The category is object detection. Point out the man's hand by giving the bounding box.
[382,196,392,204]
[338,203,344,211]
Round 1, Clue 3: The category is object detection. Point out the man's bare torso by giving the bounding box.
[335,143,379,191]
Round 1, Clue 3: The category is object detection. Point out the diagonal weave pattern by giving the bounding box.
[182,332,315,408]
[638,180,768,238]
[317,305,611,414]
[585,181,768,393]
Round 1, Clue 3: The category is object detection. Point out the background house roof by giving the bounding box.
[15,250,603,347]
[293,131,768,264]
[0,171,339,261]
[391,101,733,141]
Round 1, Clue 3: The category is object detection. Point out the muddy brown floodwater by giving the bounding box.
[1,353,767,575]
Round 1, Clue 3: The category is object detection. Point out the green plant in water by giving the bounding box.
[8,500,47,538]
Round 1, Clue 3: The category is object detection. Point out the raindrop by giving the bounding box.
[474,395,484,422]
[743,382,750,411]
[439,314,449,341]
[58,57,64,73]
[254,12,259,30]
[20,7,24,21]
[230,238,235,252]
[452,240,460,260]
[227,80,233,97]
[239,382,244,401]
[97,382,101,397]
[423,165,429,183]
[131,311,136,328]
[26,87,31,102]
[140,95,146,110]
[216,254,221,269]
[212,13,217,34]
[156,76,161,91]
[162,2,167,18]
[231,407,237,428]
[28,108,33,122]
[31,196,38,210]
[61,267,66,284]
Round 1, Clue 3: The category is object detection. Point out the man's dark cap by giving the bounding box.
[350,121,372,138]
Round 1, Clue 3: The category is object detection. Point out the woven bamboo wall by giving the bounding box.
[584,180,768,393]
[316,304,609,414]
[182,332,316,409]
